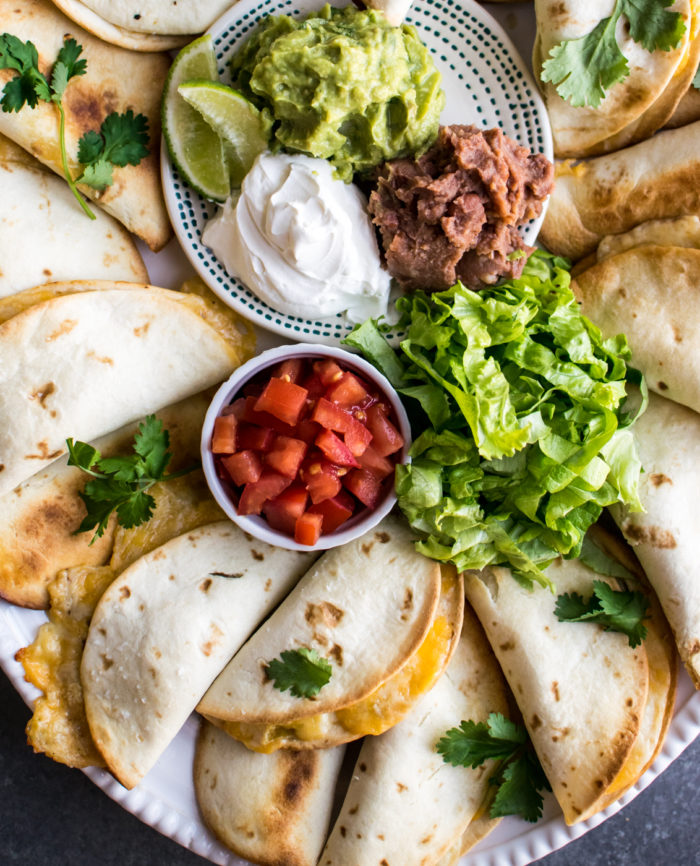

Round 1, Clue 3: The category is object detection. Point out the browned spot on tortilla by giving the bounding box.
[531,714,542,730]
[379,859,388,865]
[551,681,560,702]
[623,523,677,549]
[29,382,56,408]
[42,268,52,276]
[154,649,161,659]
[0,465,4,473]
[377,833,384,841]
[200,578,213,593]
[265,578,272,591]
[305,601,344,627]
[500,640,515,651]
[134,323,150,337]
[359,762,367,772]
[87,350,114,365]
[549,0,566,16]
[329,643,344,666]
[376,531,390,543]
[658,381,669,391]
[26,441,63,460]
[595,779,604,789]
[349,805,359,814]
[210,775,217,791]
[399,587,414,622]
[340,827,347,837]
[201,623,224,657]
[119,586,131,601]
[151,549,166,561]
[672,326,683,343]
[649,473,671,487]
[396,782,407,792]
[169,574,176,581]
[313,632,329,648]
[101,654,113,670]
[274,749,317,813]
[46,319,77,341]
[618,286,627,298]
[361,541,374,556]
[251,549,264,561]
[421,835,433,845]
[149,667,157,680]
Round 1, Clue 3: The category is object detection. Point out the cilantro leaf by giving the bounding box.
[76,129,104,165]
[78,160,113,191]
[265,648,333,699]
[437,713,550,823]
[555,579,649,647]
[133,415,171,478]
[54,37,87,85]
[541,0,685,107]
[0,34,49,112]
[76,110,150,191]
[66,438,101,472]
[116,490,157,529]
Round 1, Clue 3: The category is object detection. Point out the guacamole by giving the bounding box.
[230,4,445,181]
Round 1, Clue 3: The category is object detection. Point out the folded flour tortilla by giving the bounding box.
[198,515,464,751]
[0,134,147,297]
[0,0,171,250]
[320,603,509,866]
[74,0,235,34]
[195,721,346,866]
[664,83,700,129]
[464,554,675,823]
[81,521,316,789]
[0,285,247,497]
[539,121,700,260]
[611,391,700,687]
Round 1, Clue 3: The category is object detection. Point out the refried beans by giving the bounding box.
[368,124,554,290]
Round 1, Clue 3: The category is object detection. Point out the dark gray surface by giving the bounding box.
[1,670,698,866]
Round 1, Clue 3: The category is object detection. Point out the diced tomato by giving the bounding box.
[241,396,297,436]
[326,372,370,408]
[237,422,276,453]
[254,377,308,426]
[295,418,323,444]
[357,444,394,479]
[300,373,327,406]
[265,435,308,478]
[263,485,308,535]
[225,397,247,418]
[273,358,304,384]
[315,429,359,467]
[313,359,344,386]
[308,490,356,533]
[301,457,342,504]
[295,511,323,546]
[366,404,404,456]
[343,469,383,508]
[238,470,292,515]
[311,398,372,456]
[211,414,237,454]
[221,450,262,486]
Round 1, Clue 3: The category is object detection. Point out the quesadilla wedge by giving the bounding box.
[320,603,509,866]
[195,721,346,866]
[0,0,171,250]
[81,521,316,789]
[464,551,676,824]
[198,516,464,752]
[0,134,147,298]
[572,245,700,413]
[664,81,700,128]
[71,0,235,35]
[0,284,251,497]
[539,121,700,260]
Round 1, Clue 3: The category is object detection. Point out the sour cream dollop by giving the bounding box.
[202,152,391,322]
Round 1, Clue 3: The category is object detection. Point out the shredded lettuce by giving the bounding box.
[345,251,645,590]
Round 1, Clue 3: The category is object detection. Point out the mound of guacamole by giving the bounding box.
[230,4,445,181]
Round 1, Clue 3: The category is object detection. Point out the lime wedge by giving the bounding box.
[162,35,230,201]
[177,81,270,187]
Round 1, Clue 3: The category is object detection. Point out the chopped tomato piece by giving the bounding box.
[311,398,372,456]
[313,359,344,386]
[315,429,359,467]
[366,404,404,456]
[237,423,276,453]
[326,372,370,408]
[273,358,304,384]
[254,377,308,426]
[211,414,237,454]
[295,511,323,545]
[357,444,394,479]
[265,435,308,478]
[295,418,323,444]
[241,396,296,436]
[221,450,262,486]
[226,397,247,418]
[238,470,292,515]
[302,457,342,504]
[344,469,383,508]
[308,490,356,533]
[300,373,327,406]
[264,485,308,535]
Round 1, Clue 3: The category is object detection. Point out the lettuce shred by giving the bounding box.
[344,251,645,590]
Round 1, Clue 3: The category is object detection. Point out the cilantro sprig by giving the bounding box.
[437,713,551,823]
[541,0,686,107]
[265,648,333,699]
[555,580,649,648]
[67,416,198,543]
[0,34,149,218]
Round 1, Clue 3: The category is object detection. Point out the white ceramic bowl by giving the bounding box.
[201,343,411,550]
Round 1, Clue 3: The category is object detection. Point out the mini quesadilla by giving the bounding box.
[0,134,147,297]
[539,120,700,260]
[195,721,346,866]
[0,283,250,497]
[320,604,508,866]
[572,245,700,413]
[198,515,464,752]
[0,0,171,250]
[69,0,235,35]
[464,553,676,824]
[611,391,700,687]
[81,521,316,789]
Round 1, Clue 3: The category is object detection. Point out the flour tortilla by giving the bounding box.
[81,522,316,789]
[0,135,146,299]
[464,559,649,824]
[664,82,700,128]
[76,0,235,34]
[539,121,700,260]
[595,215,700,262]
[534,0,691,158]
[195,722,345,866]
[572,246,700,412]
[199,515,442,728]
[50,0,190,50]
[0,391,211,610]
[320,604,510,866]
[0,0,171,250]
[611,391,700,687]
[0,287,245,497]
